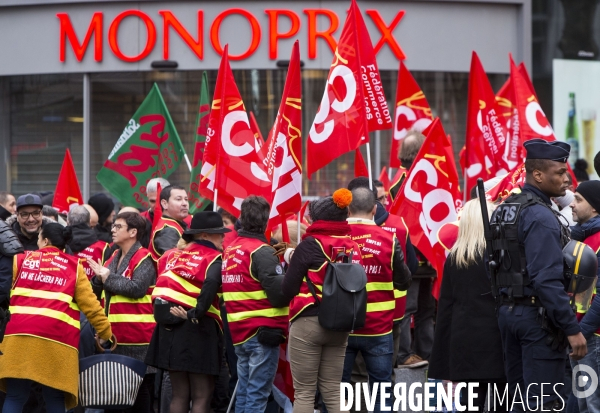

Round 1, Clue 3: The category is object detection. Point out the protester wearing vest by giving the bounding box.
[221,196,289,413]
[281,189,363,413]
[348,177,419,375]
[0,223,112,412]
[343,187,412,413]
[66,205,110,280]
[569,180,600,413]
[146,211,229,413]
[89,212,157,413]
[150,185,189,261]
[429,200,506,412]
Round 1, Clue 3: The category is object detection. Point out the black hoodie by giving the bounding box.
[0,205,10,221]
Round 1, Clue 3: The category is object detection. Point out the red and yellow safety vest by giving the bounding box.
[152,242,222,329]
[156,247,183,276]
[74,240,109,280]
[577,231,600,336]
[380,213,409,322]
[221,236,288,345]
[150,216,185,261]
[7,247,81,349]
[349,220,396,336]
[288,233,362,322]
[103,247,155,345]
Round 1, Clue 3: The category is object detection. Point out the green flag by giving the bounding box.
[188,71,211,214]
[97,83,186,209]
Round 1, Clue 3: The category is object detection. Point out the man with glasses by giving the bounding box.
[6,194,48,251]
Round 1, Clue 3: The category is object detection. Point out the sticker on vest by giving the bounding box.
[495,203,521,224]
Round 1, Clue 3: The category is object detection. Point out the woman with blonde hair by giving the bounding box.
[429,199,506,412]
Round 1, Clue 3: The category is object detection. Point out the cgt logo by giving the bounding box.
[573,365,599,399]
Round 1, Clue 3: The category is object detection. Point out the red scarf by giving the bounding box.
[303,220,350,240]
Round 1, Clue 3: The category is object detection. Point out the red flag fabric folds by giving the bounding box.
[53,149,84,215]
[307,0,389,178]
[389,61,433,169]
[263,41,303,235]
[389,118,462,299]
[198,45,270,216]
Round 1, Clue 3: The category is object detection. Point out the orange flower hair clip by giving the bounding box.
[332,188,352,209]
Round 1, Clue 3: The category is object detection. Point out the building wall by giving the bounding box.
[0,0,530,200]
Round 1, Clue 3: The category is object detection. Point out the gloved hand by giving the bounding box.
[272,242,290,257]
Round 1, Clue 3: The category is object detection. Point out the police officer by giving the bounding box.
[494,139,586,411]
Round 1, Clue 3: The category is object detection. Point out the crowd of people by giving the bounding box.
[0,132,598,413]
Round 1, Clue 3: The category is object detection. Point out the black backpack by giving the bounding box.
[306,251,368,332]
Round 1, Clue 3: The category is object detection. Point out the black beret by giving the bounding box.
[524,139,570,163]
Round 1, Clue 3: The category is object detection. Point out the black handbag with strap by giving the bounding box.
[306,251,368,332]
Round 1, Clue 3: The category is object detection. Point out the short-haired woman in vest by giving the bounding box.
[0,223,112,412]
[88,211,157,413]
[146,211,228,413]
[282,189,363,413]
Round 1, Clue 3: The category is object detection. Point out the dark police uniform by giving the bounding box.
[495,140,578,411]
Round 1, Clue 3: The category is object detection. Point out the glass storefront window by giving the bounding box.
[3,69,507,202]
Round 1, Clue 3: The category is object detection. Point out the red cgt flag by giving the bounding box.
[378,166,391,191]
[510,56,555,144]
[53,149,83,215]
[389,61,433,169]
[307,0,391,178]
[198,45,270,216]
[463,52,510,195]
[495,62,534,166]
[390,118,462,299]
[262,41,303,237]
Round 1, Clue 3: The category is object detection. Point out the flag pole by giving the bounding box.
[297,211,301,246]
[213,189,218,212]
[366,142,373,190]
[183,153,192,172]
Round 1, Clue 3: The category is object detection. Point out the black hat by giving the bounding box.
[576,180,600,213]
[183,211,232,235]
[88,193,115,225]
[524,139,570,163]
[16,194,43,210]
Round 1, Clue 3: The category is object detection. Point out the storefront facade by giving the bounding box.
[0,0,530,200]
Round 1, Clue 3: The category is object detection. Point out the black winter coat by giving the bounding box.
[428,253,505,381]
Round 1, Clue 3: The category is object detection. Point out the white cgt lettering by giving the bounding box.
[404,159,437,203]
[309,64,357,144]
[420,188,456,247]
[403,159,458,247]
[525,101,553,137]
[221,110,269,182]
[394,106,432,141]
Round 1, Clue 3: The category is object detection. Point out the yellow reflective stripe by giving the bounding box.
[394,290,407,298]
[110,294,153,304]
[222,290,268,301]
[108,314,156,323]
[12,287,73,304]
[366,300,396,312]
[296,292,317,298]
[163,271,201,294]
[152,287,196,308]
[227,307,289,322]
[574,242,585,274]
[70,302,80,312]
[208,305,221,318]
[366,282,393,292]
[11,305,80,329]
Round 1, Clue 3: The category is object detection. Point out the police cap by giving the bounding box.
[524,139,570,163]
